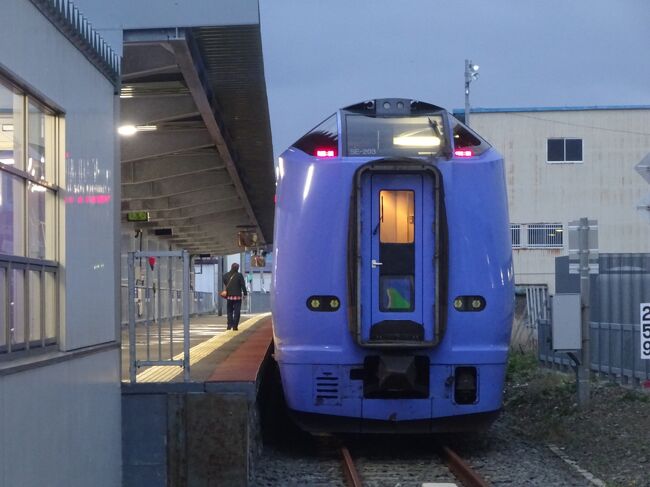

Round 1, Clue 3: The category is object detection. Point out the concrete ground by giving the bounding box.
[121,313,267,382]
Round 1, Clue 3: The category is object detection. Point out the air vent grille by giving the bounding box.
[313,366,341,405]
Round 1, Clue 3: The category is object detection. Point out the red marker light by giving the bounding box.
[315,148,337,158]
[454,149,474,158]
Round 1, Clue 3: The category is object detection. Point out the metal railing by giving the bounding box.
[511,223,564,249]
[0,254,58,356]
[127,251,190,382]
[120,285,214,325]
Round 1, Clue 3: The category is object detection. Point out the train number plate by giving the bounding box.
[641,303,650,359]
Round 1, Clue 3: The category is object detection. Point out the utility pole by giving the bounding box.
[464,59,480,127]
[577,217,591,406]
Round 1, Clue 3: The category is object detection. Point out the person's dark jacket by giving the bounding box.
[223,270,247,297]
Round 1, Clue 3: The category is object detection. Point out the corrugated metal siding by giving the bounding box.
[192,26,275,242]
[542,254,650,386]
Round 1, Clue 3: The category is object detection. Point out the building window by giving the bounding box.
[0,75,60,356]
[527,223,563,248]
[510,224,521,248]
[547,138,583,163]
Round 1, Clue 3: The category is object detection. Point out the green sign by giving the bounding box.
[126,211,149,222]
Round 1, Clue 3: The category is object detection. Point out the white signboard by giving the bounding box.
[641,303,650,360]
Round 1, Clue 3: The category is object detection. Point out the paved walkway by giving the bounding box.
[121,313,271,382]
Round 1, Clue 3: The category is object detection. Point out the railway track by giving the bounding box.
[339,442,490,487]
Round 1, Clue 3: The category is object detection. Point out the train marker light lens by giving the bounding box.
[454,149,474,158]
[315,148,337,158]
[453,296,486,312]
[307,295,341,312]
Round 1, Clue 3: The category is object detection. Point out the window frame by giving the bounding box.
[0,72,61,358]
[546,137,583,164]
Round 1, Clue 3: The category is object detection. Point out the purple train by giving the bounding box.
[272,99,514,433]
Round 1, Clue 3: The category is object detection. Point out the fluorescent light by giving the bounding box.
[0,158,15,165]
[1,124,13,132]
[118,125,137,136]
[118,124,157,136]
[393,135,441,148]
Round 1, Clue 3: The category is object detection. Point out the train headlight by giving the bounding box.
[310,298,321,309]
[329,298,340,310]
[453,298,464,310]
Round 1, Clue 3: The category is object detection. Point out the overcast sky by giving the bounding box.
[259,0,650,157]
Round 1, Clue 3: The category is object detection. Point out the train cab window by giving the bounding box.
[379,190,414,243]
[292,114,338,157]
[451,118,491,156]
[346,115,445,157]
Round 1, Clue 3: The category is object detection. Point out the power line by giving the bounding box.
[505,111,650,137]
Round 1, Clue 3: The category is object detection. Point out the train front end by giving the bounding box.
[272,99,514,433]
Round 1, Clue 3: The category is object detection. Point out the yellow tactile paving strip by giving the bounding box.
[136,313,271,383]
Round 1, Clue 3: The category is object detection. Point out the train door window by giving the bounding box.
[379,190,415,311]
[379,190,414,243]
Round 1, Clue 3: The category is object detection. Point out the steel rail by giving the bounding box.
[339,445,363,487]
[442,445,491,487]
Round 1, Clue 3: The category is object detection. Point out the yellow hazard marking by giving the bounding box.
[136,313,271,383]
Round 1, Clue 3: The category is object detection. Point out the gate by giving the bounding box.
[127,250,190,383]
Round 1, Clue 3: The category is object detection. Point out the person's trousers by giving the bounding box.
[226,299,242,330]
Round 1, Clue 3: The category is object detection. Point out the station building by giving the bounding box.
[0,1,121,485]
[464,106,650,292]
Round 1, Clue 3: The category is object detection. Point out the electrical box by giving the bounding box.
[552,293,581,351]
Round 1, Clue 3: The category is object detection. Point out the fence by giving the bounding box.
[127,251,194,382]
[120,285,214,326]
[536,254,650,388]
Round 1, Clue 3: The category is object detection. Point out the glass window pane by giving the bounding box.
[452,118,491,156]
[292,114,338,157]
[0,80,24,170]
[10,268,25,349]
[29,270,41,343]
[566,139,583,162]
[27,184,54,260]
[347,115,445,157]
[380,276,414,311]
[28,101,56,181]
[44,271,56,341]
[547,139,565,161]
[380,190,414,243]
[0,172,25,256]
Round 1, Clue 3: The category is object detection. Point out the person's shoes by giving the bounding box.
[233,327,238,331]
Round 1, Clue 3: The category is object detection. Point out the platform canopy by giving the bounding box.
[120,25,274,255]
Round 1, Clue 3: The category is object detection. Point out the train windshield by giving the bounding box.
[346,115,445,157]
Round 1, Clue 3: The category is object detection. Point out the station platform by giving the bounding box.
[121,312,274,486]
[121,313,272,384]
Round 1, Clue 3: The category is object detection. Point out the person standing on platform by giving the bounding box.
[222,263,248,330]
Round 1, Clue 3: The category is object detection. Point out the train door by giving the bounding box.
[359,171,436,346]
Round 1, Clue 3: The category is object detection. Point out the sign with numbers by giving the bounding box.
[641,303,650,359]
